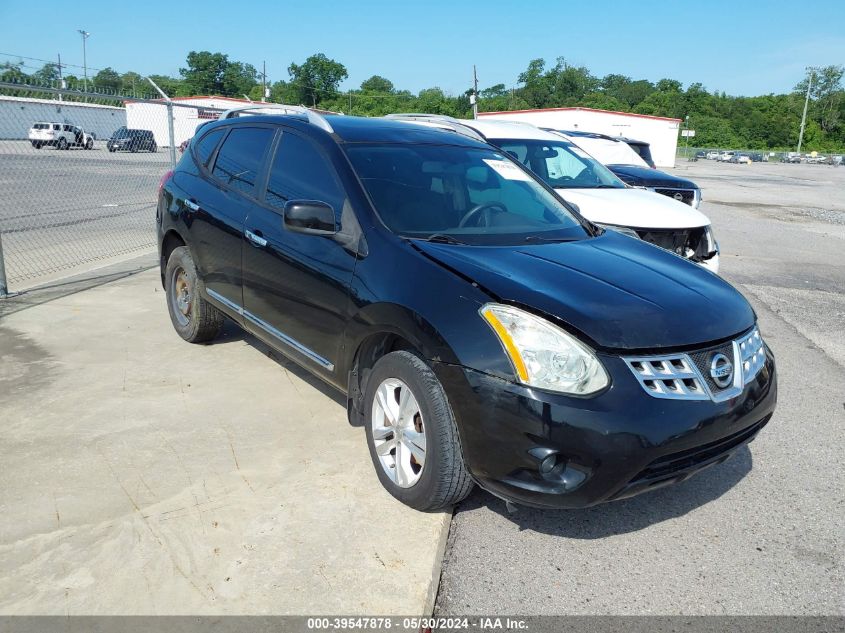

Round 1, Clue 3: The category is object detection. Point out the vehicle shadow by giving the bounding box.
[214,320,347,409]
[458,446,753,538]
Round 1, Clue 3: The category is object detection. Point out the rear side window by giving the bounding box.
[265,132,343,213]
[193,128,225,167]
[211,127,274,196]
[53,124,61,130]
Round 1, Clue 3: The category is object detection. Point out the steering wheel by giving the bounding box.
[458,202,508,228]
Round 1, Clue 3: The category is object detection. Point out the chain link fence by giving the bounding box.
[0,84,225,295]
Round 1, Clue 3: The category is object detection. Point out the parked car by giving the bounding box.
[157,107,776,511]
[706,151,721,160]
[728,154,752,164]
[546,130,704,209]
[694,151,707,160]
[748,152,764,162]
[28,122,94,150]
[718,151,736,162]
[408,117,718,272]
[107,127,157,153]
[783,153,802,164]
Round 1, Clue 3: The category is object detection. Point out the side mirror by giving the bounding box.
[283,200,337,236]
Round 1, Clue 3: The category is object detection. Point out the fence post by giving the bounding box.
[145,76,177,169]
[0,230,8,297]
[167,101,177,169]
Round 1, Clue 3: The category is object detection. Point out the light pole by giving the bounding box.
[797,67,815,155]
[78,30,90,92]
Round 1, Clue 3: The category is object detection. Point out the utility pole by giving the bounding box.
[797,67,814,154]
[57,53,64,101]
[78,29,90,92]
[471,65,479,119]
[262,60,267,102]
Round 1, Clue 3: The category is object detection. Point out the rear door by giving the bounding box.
[181,124,276,317]
[241,128,359,381]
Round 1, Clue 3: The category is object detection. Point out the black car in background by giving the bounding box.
[107,127,157,153]
[157,108,776,511]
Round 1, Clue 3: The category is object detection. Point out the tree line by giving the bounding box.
[2,51,843,152]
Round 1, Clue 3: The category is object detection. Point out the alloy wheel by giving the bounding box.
[371,378,427,488]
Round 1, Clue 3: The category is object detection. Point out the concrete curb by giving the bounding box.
[422,510,454,615]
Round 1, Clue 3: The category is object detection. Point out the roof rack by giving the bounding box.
[219,104,334,134]
[383,113,487,143]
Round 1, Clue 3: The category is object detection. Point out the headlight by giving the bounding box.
[595,223,641,240]
[479,304,609,395]
[693,188,702,209]
[704,225,718,254]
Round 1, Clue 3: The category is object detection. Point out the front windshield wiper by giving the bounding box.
[523,235,580,243]
[413,233,467,245]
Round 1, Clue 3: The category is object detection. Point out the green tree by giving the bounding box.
[180,51,230,94]
[288,53,348,106]
[92,67,121,93]
[31,62,60,86]
[360,75,394,94]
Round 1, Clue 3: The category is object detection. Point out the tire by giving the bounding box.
[57,137,68,150]
[130,143,139,153]
[164,246,224,343]
[108,146,116,153]
[31,141,42,149]
[150,142,157,153]
[364,351,473,511]
[85,138,93,150]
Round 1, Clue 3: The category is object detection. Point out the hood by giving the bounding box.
[608,164,698,189]
[556,187,710,230]
[414,231,753,351]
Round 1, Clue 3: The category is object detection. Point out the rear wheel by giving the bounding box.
[31,141,42,149]
[85,138,93,150]
[57,137,68,150]
[164,246,224,343]
[364,351,473,511]
[150,141,157,153]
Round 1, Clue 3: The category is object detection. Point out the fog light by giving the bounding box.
[539,454,557,474]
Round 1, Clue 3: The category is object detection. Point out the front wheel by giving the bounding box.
[85,138,93,150]
[364,351,473,511]
[150,142,157,153]
[57,137,68,150]
[164,246,224,343]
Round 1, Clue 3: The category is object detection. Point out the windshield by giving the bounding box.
[113,128,130,139]
[346,144,588,246]
[491,139,626,190]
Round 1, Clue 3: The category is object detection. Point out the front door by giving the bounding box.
[242,129,359,383]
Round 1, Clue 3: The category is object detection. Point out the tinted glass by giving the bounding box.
[265,132,344,212]
[212,127,274,196]
[193,128,226,167]
[493,139,625,189]
[346,144,587,246]
[33,123,49,129]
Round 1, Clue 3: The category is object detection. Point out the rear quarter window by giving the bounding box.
[193,128,226,167]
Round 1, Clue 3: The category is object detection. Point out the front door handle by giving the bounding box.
[245,229,268,247]
[184,198,200,211]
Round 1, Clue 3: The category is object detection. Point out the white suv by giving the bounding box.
[29,122,94,150]
[391,116,719,273]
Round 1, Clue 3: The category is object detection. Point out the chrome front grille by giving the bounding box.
[624,327,766,402]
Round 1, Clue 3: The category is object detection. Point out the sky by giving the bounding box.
[1,0,843,98]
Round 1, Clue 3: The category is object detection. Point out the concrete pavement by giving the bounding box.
[0,269,450,615]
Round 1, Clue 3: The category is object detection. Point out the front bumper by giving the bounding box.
[433,346,776,509]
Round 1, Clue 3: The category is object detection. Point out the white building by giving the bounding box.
[124,95,257,147]
[478,107,682,168]
[0,95,126,140]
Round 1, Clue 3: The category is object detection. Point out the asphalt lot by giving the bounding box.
[435,160,845,615]
[0,140,166,290]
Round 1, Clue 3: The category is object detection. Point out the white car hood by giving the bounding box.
[555,187,710,230]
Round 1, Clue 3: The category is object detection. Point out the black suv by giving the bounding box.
[558,130,703,208]
[107,127,157,153]
[157,108,777,511]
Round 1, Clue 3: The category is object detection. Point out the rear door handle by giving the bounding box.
[184,199,200,211]
[245,229,268,247]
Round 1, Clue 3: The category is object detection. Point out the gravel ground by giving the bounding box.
[435,160,845,616]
